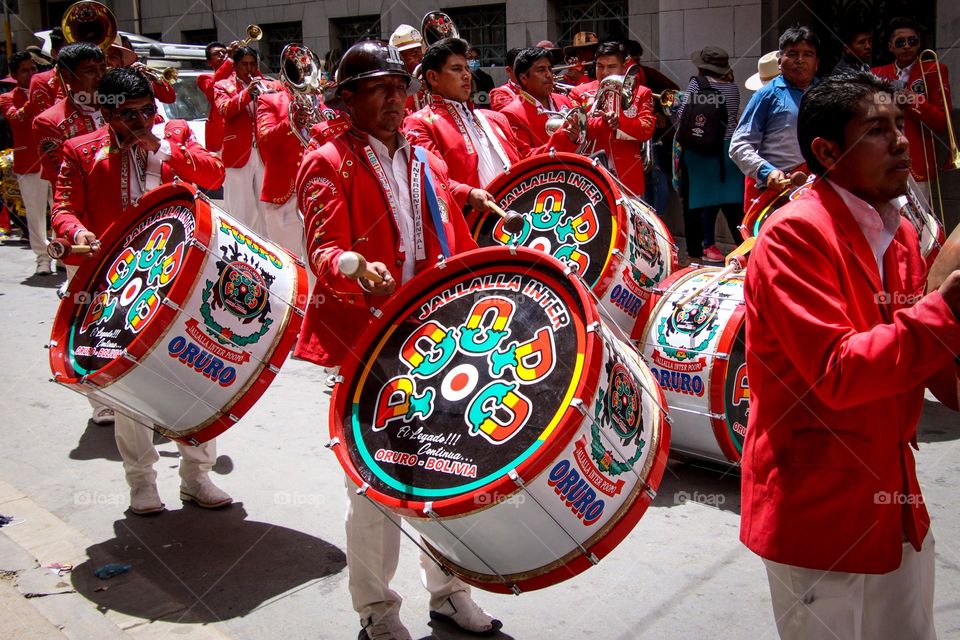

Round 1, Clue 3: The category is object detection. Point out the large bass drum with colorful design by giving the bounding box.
[637,266,748,465]
[740,175,814,240]
[48,183,307,444]
[329,247,670,593]
[472,152,677,338]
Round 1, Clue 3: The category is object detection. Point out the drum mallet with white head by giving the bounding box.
[337,251,384,284]
[47,239,97,260]
[484,200,526,235]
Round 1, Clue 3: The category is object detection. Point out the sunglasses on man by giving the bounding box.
[894,36,920,49]
[112,104,158,122]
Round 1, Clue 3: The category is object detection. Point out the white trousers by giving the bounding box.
[114,411,217,490]
[17,172,51,261]
[263,198,305,260]
[344,476,467,623]
[764,534,936,640]
[224,150,268,237]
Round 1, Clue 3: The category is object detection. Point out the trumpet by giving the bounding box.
[248,77,276,100]
[232,25,263,49]
[61,0,117,51]
[135,63,179,85]
[652,89,685,114]
[918,49,960,227]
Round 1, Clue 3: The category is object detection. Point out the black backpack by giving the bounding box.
[676,76,728,155]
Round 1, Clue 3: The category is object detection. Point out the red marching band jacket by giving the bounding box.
[51,120,226,263]
[255,89,305,205]
[488,81,520,112]
[872,60,952,183]
[213,73,283,168]
[741,180,960,574]
[569,76,656,195]
[402,96,522,209]
[28,68,64,116]
[33,98,102,184]
[0,87,42,175]
[197,58,241,153]
[294,129,478,367]
[499,91,581,152]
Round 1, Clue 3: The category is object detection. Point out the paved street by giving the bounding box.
[1,237,959,640]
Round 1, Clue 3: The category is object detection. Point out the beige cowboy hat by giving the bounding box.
[563,32,599,57]
[746,50,780,90]
[389,24,424,53]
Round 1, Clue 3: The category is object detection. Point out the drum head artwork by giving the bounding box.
[56,185,209,382]
[474,153,625,290]
[332,248,599,512]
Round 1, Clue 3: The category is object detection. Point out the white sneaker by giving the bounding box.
[129,484,165,515]
[359,612,412,640]
[430,591,502,635]
[180,481,233,509]
[35,259,53,276]
[91,406,115,425]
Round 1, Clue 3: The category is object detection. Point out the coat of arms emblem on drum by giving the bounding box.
[200,238,276,347]
[587,357,646,477]
[656,288,725,360]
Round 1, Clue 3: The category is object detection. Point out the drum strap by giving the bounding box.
[413,146,451,258]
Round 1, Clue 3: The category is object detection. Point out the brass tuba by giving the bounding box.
[61,0,118,51]
[421,11,458,46]
[280,43,325,147]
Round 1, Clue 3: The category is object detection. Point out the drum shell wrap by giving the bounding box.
[639,266,748,464]
[330,247,670,593]
[48,184,306,444]
[473,152,676,338]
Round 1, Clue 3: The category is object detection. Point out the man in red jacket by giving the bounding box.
[28,26,65,115]
[214,46,282,234]
[255,85,306,257]
[500,47,581,152]
[197,41,233,153]
[33,43,107,185]
[569,41,655,195]
[488,47,521,112]
[0,51,51,275]
[742,71,960,640]
[52,68,228,515]
[872,17,951,203]
[295,41,501,640]
[403,37,522,217]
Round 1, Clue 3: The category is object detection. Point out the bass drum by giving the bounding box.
[472,152,677,338]
[637,266,749,465]
[329,247,670,593]
[740,174,814,240]
[48,183,307,445]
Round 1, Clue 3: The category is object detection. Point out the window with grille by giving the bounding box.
[330,15,382,56]
[261,21,303,74]
[556,0,628,48]
[442,4,506,66]
[182,28,219,46]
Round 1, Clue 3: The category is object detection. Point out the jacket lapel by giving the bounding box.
[816,181,885,295]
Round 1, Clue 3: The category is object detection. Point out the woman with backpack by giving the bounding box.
[676,47,745,263]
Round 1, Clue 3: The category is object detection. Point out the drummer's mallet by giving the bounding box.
[337,251,384,284]
[47,238,96,260]
[484,200,526,235]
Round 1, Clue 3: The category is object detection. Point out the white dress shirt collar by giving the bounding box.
[827,179,901,282]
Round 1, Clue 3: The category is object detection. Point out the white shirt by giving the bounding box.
[368,133,417,284]
[76,101,105,129]
[445,98,500,186]
[827,179,901,283]
[128,122,173,203]
[896,60,916,88]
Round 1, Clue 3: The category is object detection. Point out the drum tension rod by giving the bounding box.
[324,437,341,449]
[354,484,454,577]
[506,470,600,567]
[422,502,521,594]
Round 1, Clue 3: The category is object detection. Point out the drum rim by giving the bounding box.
[473,152,629,296]
[49,183,212,388]
[639,265,746,464]
[329,246,606,518]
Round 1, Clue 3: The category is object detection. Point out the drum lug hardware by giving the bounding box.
[188,437,200,446]
[357,482,371,496]
[161,297,180,311]
[267,364,280,374]
[228,413,239,422]
[643,483,657,500]
[562,265,573,277]
[611,248,622,258]
[570,398,587,414]
[586,321,600,333]
[324,437,341,449]
[331,375,344,384]
[293,306,305,318]
[190,238,206,250]
[508,244,517,255]
[47,340,57,348]
[370,306,383,319]
[122,351,138,363]
[435,255,447,270]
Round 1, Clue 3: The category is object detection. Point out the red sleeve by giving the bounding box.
[490,87,511,111]
[296,149,368,300]
[616,86,655,142]
[33,115,65,183]
[213,80,251,119]
[28,73,55,115]
[750,214,960,410]
[152,79,176,104]
[50,145,88,245]
[165,124,226,189]
[214,59,234,83]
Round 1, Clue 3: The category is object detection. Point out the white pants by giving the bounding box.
[344,476,467,623]
[114,411,217,490]
[224,150,267,237]
[17,172,50,262]
[263,198,305,260]
[764,534,936,640]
